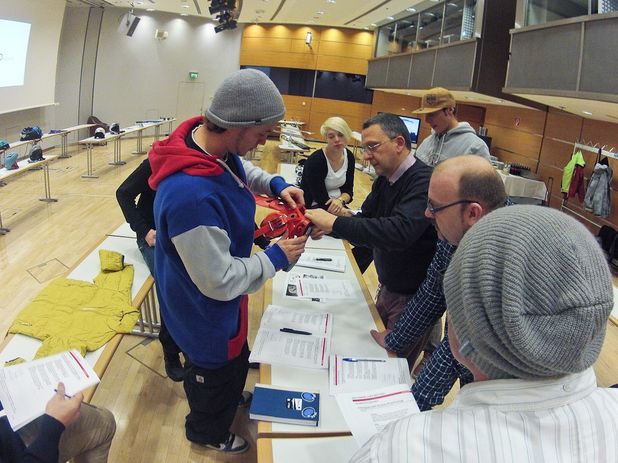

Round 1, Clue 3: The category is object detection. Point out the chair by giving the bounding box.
[87,116,110,137]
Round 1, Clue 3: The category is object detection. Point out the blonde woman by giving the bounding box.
[300,117,355,214]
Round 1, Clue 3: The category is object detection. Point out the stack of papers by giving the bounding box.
[296,252,346,273]
[249,305,332,369]
[0,350,100,430]
[285,272,355,300]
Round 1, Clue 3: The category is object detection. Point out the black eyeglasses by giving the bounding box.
[426,199,476,215]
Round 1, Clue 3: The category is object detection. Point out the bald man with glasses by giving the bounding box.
[306,113,437,334]
[371,155,507,410]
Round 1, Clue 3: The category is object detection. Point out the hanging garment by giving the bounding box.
[9,251,138,358]
[562,149,585,195]
[568,165,586,202]
[584,162,612,217]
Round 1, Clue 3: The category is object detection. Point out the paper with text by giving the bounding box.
[329,355,412,395]
[249,305,332,369]
[335,384,420,446]
[0,350,99,431]
[295,252,346,273]
[297,278,355,300]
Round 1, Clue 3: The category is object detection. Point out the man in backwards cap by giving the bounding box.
[353,205,618,462]
[412,87,490,166]
[149,69,309,454]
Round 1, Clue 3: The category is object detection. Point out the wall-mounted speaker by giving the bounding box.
[118,12,141,37]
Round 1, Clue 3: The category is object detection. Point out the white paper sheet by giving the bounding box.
[297,278,355,300]
[0,350,100,430]
[335,384,420,447]
[296,252,346,273]
[249,305,332,369]
[329,355,412,395]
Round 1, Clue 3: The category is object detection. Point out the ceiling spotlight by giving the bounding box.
[182,4,190,8]
[146,8,155,11]
[583,110,593,115]
[180,12,188,16]
[316,11,325,15]
[387,16,395,20]
[406,7,416,12]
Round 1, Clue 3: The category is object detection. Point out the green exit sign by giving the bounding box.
[189,71,199,80]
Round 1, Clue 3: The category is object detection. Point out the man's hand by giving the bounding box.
[145,229,157,247]
[304,208,337,234]
[45,382,83,427]
[279,186,305,209]
[370,329,393,350]
[326,198,345,215]
[276,234,308,264]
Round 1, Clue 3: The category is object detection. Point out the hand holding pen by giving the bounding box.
[47,382,83,427]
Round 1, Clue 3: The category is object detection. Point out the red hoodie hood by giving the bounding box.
[148,116,224,190]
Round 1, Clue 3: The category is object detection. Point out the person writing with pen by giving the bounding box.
[0,382,116,462]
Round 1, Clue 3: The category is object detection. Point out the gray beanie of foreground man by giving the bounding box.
[206,69,285,129]
[444,205,613,380]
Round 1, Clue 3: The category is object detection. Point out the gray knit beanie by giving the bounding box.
[444,205,613,380]
[206,69,285,128]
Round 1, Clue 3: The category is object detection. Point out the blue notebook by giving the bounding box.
[249,384,320,427]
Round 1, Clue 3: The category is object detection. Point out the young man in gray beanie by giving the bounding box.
[353,205,618,462]
[148,69,310,454]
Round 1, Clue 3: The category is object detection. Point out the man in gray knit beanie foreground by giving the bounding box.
[353,205,618,462]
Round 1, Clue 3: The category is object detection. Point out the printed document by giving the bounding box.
[335,384,420,446]
[297,277,355,300]
[329,355,412,395]
[296,252,346,273]
[249,305,332,369]
[0,350,100,430]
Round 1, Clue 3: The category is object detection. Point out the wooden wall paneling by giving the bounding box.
[538,138,575,169]
[308,98,372,134]
[581,118,618,151]
[240,50,318,69]
[544,108,583,142]
[241,36,296,53]
[319,28,373,46]
[370,91,422,116]
[282,95,312,124]
[484,106,546,135]
[493,147,540,171]
[316,55,369,75]
[317,41,372,60]
[243,24,321,41]
[484,125,543,164]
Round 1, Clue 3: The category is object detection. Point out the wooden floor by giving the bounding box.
[1,135,616,462]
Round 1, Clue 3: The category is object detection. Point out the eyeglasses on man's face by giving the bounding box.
[361,137,395,154]
[426,199,476,215]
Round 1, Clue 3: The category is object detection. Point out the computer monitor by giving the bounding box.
[398,115,421,146]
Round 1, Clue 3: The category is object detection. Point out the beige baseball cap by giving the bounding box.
[412,87,456,114]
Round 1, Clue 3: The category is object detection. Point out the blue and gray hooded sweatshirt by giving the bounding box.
[149,116,290,368]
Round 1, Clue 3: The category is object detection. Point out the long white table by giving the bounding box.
[258,436,359,463]
[498,170,547,201]
[257,241,389,438]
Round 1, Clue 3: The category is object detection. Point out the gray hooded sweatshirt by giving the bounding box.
[415,122,490,166]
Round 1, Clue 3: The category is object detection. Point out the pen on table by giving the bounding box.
[315,258,332,261]
[280,327,312,335]
[342,358,386,363]
[54,389,98,408]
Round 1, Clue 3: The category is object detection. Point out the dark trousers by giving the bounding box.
[137,237,182,358]
[183,343,250,445]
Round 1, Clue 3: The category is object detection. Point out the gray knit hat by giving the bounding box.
[206,69,285,129]
[444,205,613,380]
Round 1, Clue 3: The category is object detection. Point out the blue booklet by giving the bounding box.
[249,384,320,427]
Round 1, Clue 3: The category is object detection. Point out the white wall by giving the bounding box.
[92,9,243,127]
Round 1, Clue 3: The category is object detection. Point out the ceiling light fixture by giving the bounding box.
[180,12,188,15]
[583,110,593,115]
[406,7,416,12]
[316,11,325,15]
[146,8,155,11]
[387,16,395,20]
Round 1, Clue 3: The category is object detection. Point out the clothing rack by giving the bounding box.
[573,140,617,161]
[561,139,616,229]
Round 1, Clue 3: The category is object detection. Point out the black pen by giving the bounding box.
[54,389,98,408]
[315,258,332,261]
[280,327,312,335]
